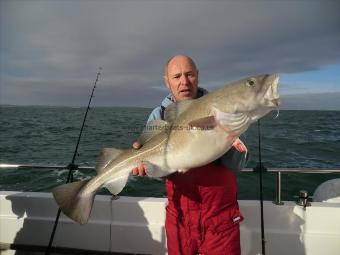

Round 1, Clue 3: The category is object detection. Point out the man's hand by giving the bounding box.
[132,141,142,150]
[232,138,247,153]
[131,141,147,176]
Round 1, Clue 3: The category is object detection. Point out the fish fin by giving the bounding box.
[104,174,129,195]
[188,116,217,130]
[52,180,94,224]
[137,120,169,145]
[164,100,195,123]
[143,161,172,177]
[96,148,124,173]
[213,108,250,133]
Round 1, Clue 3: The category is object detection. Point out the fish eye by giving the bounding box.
[246,79,256,87]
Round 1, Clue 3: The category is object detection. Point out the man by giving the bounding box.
[132,55,247,254]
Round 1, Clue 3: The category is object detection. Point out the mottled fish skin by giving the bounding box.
[53,74,280,224]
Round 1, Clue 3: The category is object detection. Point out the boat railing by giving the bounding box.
[241,167,340,205]
[1,163,339,205]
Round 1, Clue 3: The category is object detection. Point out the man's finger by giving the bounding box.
[232,139,247,153]
[236,144,246,152]
[238,144,247,153]
[132,167,138,175]
[138,163,146,176]
[133,141,142,149]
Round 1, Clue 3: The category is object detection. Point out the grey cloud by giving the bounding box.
[1,0,340,107]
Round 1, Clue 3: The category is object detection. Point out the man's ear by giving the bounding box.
[163,75,170,89]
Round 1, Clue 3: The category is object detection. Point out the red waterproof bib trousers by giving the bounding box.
[165,163,243,255]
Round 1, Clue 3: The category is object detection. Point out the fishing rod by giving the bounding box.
[45,67,102,255]
[255,120,266,255]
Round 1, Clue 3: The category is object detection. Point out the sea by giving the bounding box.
[0,106,339,201]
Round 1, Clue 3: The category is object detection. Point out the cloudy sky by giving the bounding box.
[1,0,339,109]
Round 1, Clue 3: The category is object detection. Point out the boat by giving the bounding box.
[0,164,339,255]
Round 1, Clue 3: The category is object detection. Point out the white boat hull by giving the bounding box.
[1,191,340,255]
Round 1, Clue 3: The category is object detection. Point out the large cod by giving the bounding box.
[53,74,280,224]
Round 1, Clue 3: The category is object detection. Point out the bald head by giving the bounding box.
[163,55,199,102]
[164,55,198,76]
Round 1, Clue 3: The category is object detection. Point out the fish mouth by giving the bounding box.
[264,74,280,107]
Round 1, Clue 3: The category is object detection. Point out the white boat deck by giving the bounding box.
[1,191,340,255]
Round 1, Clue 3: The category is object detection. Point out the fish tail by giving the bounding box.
[52,180,95,224]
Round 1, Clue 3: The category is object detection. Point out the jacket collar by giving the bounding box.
[160,87,208,108]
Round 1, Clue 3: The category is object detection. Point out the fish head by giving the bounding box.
[216,74,280,122]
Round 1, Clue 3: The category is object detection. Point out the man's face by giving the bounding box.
[164,56,199,102]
